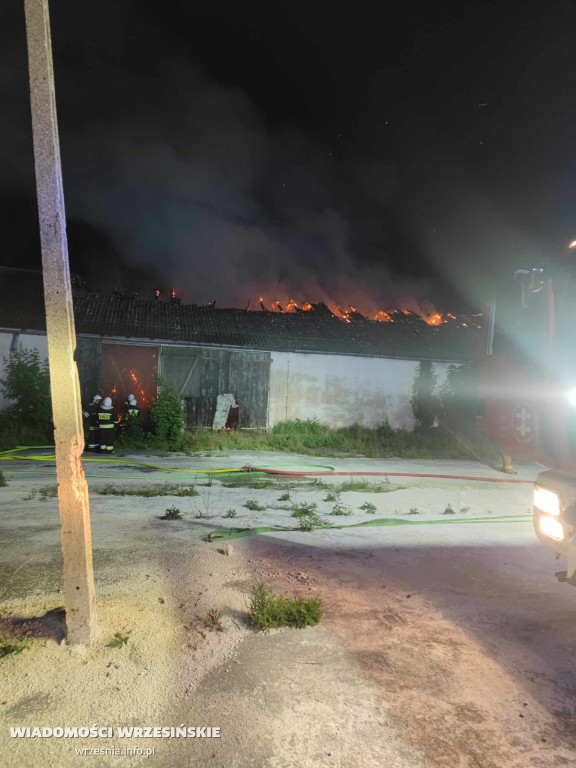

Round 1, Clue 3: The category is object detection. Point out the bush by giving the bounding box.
[248,583,322,631]
[0,348,52,440]
[150,375,185,443]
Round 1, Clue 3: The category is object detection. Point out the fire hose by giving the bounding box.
[0,446,533,483]
[1,446,533,539]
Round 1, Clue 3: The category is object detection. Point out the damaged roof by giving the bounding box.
[0,267,479,361]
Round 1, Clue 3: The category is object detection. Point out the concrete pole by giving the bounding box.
[24,0,96,644]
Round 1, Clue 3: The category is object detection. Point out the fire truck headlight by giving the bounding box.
[539,515,564,541]
[534,487,560,516]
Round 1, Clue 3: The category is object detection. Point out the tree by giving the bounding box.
[0,348,52,432]
[411,360,439,430]
[438,362,480,430]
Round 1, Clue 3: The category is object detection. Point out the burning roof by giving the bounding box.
[0,267,481,362]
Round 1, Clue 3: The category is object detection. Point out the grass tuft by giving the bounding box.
[0,471,7,488]
[38,486,58,499]
[442,504,455,515]
[248,582,322,631]
[360,501,377,514]
[198,608,224,632]
[243,499,267,511]
[0,634,29,658]
[223,509,237,518]
[97,483,198,498]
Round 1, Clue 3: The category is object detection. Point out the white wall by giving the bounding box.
[0,332,49,410]
[269,351,451,430]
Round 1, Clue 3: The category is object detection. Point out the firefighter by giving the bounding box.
[121,393,139,419]
[97,396,119,454]
[83,394,102,451]
[127,395,139,417]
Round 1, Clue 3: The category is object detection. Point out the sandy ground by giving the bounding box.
[1,449,575,767]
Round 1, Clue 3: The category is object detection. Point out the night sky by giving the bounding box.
[2,0,576,316]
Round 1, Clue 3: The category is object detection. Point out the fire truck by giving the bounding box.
[477,244,576,584]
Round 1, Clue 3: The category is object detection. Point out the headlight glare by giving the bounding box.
[534,487,560,516]
[539,514,564,541]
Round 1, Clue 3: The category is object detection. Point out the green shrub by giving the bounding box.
[0,471,7,487]
[150,375,185,442]
[223,509,237,518]
[248,583,322,631]
[0,349,52,441]
[360,501,376,514]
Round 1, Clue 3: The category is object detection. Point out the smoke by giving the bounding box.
[56,60,440,312]
[0,0,447,314]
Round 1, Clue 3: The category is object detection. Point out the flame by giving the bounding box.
[128,369,149,406]
[171,288,176,299]
[245,294,481,328]
[155,289,160,298]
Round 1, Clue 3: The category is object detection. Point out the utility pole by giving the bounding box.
[24,0,96,644]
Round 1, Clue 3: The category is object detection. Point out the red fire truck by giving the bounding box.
[477,245,576,584]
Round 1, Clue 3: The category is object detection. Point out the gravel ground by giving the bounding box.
[1,449,575,767]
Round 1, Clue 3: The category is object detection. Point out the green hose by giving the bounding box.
[206,514,532,541]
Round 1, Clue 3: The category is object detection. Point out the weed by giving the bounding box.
[223,509,237,518]
[407,507,420,515]
[193,510,211,519]
[278,492,291,501]
[198,608,224,632]
[97,483,198,498]
[222,476,276,490]
[297,515,324,531]
[39,486,58,499]
[244,500,266,511]
[460,506,470,513]
[0,634,30,658]
[442,504,455,515]
[23,489,37,501]
[323,492,337,502]
[360,501,377,514]
[0,471,7,487]
[248,582,322,631]
[161,506,183,520]
[290,501,318,518]
[106,631,131,648]
[338,479,397,493]
[330,494,351,516]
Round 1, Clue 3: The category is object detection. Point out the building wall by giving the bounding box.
[0,332,49,410]
[0,331,455,431]
[268,351,451,430]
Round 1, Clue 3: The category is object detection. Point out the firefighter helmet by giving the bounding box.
[102,397,113,409]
